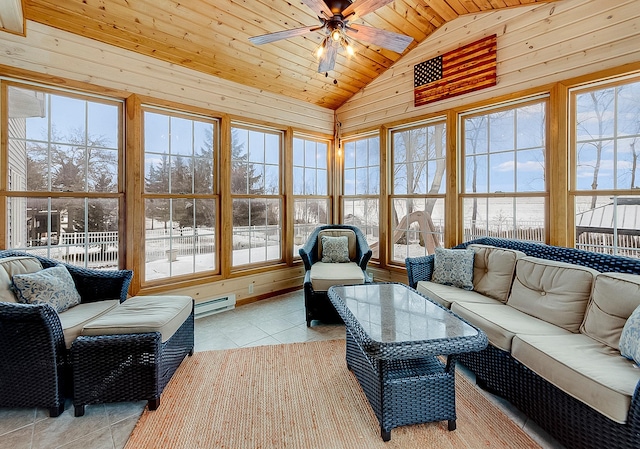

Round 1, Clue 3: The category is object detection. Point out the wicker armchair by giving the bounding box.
[299,225,372,326]
[0,250,133,417]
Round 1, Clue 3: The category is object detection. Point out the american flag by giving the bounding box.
[414,35,497,107]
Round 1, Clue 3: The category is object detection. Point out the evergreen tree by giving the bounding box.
[231,129,265,226]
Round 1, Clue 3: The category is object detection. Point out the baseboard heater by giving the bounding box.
[194,294,236,318]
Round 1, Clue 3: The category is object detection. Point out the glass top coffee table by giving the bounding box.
[328,282,488,441]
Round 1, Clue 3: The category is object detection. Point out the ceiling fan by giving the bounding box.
[249,0,414,73]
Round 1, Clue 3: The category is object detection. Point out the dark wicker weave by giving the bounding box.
[71,303,194,416]
[405,237,640,449]
[0,250,133,417]
[329,283,488,441]
[299,225,372,326]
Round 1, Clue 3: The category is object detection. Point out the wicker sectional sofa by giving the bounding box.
[405,238,640,449]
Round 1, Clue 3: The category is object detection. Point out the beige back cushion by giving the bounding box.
[468,244,526,303]
[0,256,43,303]
[581,272,640,350]
[318,229,357,261]
[507,256,599,332]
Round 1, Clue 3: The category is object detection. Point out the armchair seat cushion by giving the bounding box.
[309,262,365,292]
[58,299,120,348]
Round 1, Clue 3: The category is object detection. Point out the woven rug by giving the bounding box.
[125,340,541,449]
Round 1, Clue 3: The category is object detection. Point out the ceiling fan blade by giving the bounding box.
[317,43,338,73]
[342,0,395,19]
[249,25,318,45]
[346,24,413,53]
[300,0,333,18]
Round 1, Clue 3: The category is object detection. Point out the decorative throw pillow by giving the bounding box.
[620,304,640,365]
[431,247,475,291]
[321,235,350,263]
[12,265,81,313]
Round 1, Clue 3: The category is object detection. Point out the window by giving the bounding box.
[571,77,640,257]
[390,119,446,262]
[292,135,330,257]
[6,83,122,269]
[143,106,218,281]
[342,134,380,258]
[231,124,282,267]
[461,98,548,243]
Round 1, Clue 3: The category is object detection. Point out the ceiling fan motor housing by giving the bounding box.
[325,0,353,16]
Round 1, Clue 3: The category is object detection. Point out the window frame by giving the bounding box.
[292,133,332,259]
[140,104,220,284]
[389,117,447,265]
[230,122,285,269]
[340,132,381,261]
[459,95,550,244]
[569,74,640,257]
[2,79,126,268]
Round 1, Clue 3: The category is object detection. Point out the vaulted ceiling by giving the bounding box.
[9,1,558,109]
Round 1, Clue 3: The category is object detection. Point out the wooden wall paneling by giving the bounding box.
[337,0,640,133]
[336,7,537,129]
[139,265,306,307]
[0,21,334,135]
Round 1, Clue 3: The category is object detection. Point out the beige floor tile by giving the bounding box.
[57,426,114,449]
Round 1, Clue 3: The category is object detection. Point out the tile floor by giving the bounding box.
[0,290,565,449]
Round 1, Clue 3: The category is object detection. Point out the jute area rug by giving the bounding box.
[125,340,541,449]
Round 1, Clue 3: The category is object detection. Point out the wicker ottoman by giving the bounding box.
[71,295,194,417]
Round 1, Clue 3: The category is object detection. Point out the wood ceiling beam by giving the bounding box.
[0,0,25,35]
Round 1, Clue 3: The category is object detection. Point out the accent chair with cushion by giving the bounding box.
[299,225,372,326]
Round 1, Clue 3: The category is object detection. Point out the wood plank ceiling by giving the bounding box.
[22,0,558,110]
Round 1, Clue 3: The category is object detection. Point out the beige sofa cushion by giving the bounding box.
[0,256,43,303]
[581,272,640,350]
[468,244,526,303]
[512,333,640,424]
[318,229,356,261]
[81,295,193,343]
[58,299,120,348]
[507,256,599,332]
[416,280,501,309]
[310,261,365,292]
[452,301,570,352]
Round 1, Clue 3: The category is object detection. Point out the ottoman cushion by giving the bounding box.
[81,295,193,342]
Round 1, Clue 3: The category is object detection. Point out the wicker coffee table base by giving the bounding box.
[346,328,456,441]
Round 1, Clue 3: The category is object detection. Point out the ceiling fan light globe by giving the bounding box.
[315,46,324,59]
[346,44,355,56]
[331,28,342,41]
